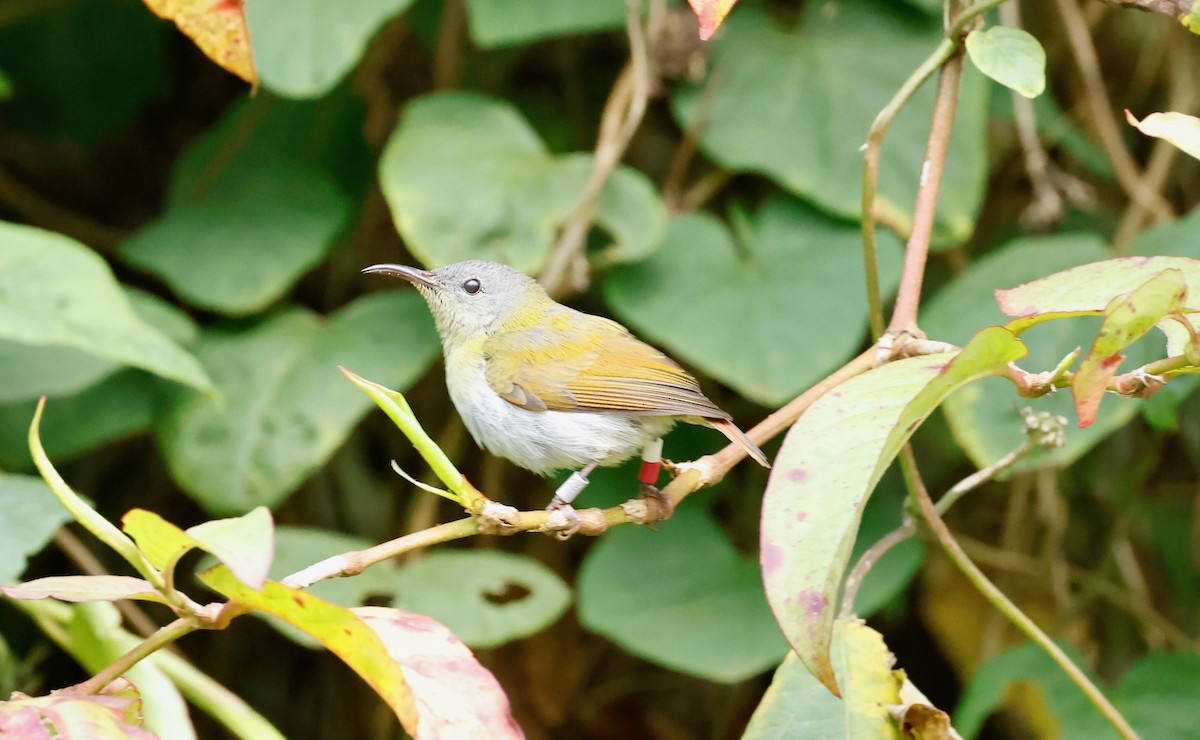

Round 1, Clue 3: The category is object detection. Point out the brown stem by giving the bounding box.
[433,0,465,91]
[1090,0,1195,18]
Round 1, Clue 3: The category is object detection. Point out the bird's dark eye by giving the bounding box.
[462,278,481,295]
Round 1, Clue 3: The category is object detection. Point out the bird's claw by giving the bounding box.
[545,497,582,540]
[637,483,674,523]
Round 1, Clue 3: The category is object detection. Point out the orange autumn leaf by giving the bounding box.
[687,0,739,40]
[142,0,256,86]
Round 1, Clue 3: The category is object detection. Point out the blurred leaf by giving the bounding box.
[1126,111,1200,161]
[0,69,11,101]
[379,92,666,273]
[464,0,627,48]
[1147,499,1200,614]
[923,235,1144,468]
[123,507,275,589]
[1072,269,1186,426]
[199,565,418,730]
[170,88,373,199]
[143,0,256,84]
[0,222,213,394]
[0,0,168,143]
[764,331,1022,694]
[578,501,788,683]
[965,27,1046,99]
[0,576,167,604]
[385,550,571,649]
[1140,374,1200,431]
[605,200,901,406]
[0,342,116,403]
[687,0,738,40]
[743,623,902,738]
[158,292,439,513]
[122,153,350,316]
[354,607,523,739]
[672,5,988,245]
[0,474,73,584]
[244,0,414,98]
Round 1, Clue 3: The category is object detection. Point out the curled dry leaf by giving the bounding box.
[142,0,256,86]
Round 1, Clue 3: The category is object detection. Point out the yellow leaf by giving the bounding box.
[142,0,256,86]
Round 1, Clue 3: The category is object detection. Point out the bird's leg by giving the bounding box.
[546,462,598,539]
[637,438,673,521]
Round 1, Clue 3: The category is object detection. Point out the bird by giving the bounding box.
[363,259,768,527]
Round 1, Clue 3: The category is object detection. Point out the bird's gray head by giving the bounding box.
[362,259,546,341]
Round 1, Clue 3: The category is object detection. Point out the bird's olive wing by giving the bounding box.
[482,326,728,418]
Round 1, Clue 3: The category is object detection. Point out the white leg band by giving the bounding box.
[553,471,590,505]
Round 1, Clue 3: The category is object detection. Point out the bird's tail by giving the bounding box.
[708,418,770,468]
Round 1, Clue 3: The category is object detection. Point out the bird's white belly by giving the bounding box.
[444,347,674,475]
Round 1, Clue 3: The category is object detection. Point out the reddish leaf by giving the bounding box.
[687,0,738,40]
[355,607,523,740]
[142,0,256,85]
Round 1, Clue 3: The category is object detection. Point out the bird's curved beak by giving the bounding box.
[361,263,438,289]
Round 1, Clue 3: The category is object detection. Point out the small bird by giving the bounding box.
[363,260,768,522]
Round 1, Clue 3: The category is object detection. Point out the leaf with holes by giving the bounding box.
[1073,269,1187,427]
[762,327,1025,694]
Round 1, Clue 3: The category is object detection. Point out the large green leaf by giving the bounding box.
[122,152,350,316]
[923,234,1145,468]
[464,0,627,48]
[244,0,415,98]
[379,92,666,273]
[0,342,115,403]
[671,5,988,245]
[0,474,73,584]
[0,222,212,394]
[578,501,788,683]
[604,200,901,406]
[386,550,571,649]
[763,328,1024,694]
[158,292,439,513]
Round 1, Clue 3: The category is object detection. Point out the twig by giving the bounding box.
[540,0,656,297]
[883,40,965,345]
[73,618,198,696]
[1090,0,1195,19]
[859,0,1009,341]
[907,456,1138,739]
[1054,0,1174,224]
[432,0,465,91]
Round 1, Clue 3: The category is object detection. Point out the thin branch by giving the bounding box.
[907,457,1138,739]
[432,0,465,91]
[73,618,198,696]
[540,0,655,297]
[1054,0,1175,224]
[1090,0,1195,18]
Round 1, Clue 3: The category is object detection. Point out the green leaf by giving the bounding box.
[605,200,901,406]
[764,329,1024,694]
[743,623,901,738]
[0,575,167,604]
[157,292,440,513]
[464,0,627,48]
[379,92,666,273]
[198,565,418,730]
[244,0,415,98]
[0,474,73,584]
[578,501,788,683]
[0,222,213,394]
[965,26,1047,98]
[923,235,1144,468]
[121,153,350,316]
[0,69,11,101]
[385,550,571,649]
[186,507,275,589]
[1073,269,1187,426]
[0,1,167,144]
[671,5,988,245]
[0,342,115,403]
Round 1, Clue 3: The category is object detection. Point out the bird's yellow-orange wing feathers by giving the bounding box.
[482,314,728,419]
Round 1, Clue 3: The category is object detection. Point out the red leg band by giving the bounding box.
[639,460,662,485]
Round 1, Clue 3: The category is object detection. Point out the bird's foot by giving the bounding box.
[545,496,582,540]
[637,483,674,523]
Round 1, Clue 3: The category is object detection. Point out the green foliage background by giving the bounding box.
[0,0,1198,737]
